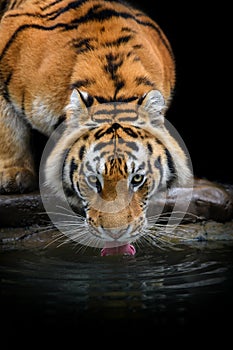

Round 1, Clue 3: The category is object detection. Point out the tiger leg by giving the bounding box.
[0,96,37,193]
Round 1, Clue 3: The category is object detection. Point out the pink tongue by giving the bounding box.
[101,244,136,257]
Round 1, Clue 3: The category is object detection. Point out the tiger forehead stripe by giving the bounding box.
[104,157,128,177]
[93,123,140,141]
[92,106,138,122]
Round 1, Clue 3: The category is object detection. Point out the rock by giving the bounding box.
[159,178,233,223]
[0,192,49,227]
[0,178,232,228]
[188,178,233,222]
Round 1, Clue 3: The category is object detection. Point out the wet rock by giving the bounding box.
[1,220,233,251]
[0,178,232,228]
[0,192,49,227]
[188,178,233,222]
[162,178,233,223]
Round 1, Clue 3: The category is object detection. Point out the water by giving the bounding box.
[1,241,233,342]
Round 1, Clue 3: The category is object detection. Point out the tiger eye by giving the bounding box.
[87,175,98,184]
[87,175,102,192]
[131,174,144,186]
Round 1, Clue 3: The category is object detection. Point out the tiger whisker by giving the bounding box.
[146,233,179,250]
[56,204,85,218]
[148,209,200,217]
[43,232,66,248]
[60,227,92,244]
[157,228,195,242]
[44,210,85,220]
[55,220,86,226]
[142,221,196,250]
[139,233,167,250]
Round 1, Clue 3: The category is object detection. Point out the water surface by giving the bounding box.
[1,240,233,340]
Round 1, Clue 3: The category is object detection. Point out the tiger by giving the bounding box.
[0,0,192,255]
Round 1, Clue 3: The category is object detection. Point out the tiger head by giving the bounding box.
[44,89,191,250]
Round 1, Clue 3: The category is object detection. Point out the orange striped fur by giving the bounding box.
[0,0,191,244]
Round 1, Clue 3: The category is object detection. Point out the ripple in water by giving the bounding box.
[1,242,233,336]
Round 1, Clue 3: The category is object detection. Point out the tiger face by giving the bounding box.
[44,89,191,248]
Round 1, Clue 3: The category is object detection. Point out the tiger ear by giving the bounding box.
[140,90,166,127]
[70,89,94,108]
[66,89,93,127]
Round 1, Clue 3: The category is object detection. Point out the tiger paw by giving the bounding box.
[0,167,37,194]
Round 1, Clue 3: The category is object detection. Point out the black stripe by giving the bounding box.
[94,142,110,152]
[53,114,66,129]
[94,95,138,103]
[70,37,95,54]
[2,2,173,60]
[92,108,116,116]
[154,155,163,187]
[122,127,138,138]
[63,184,75,197]
[93,155,100,162]
[92,118,112,123]
[70,78,95,89]
[0,23,68,62]
[133,44,143,49]
[104,51,125,99]
[9,0,24,10]
[104,53,123,79]
[137,162,146,171]
[121,27,137,33]
[125,141,139,151]
[104,34,134,47]
[147,159,152,173]
[94,122,140,141]
[94,96,112,103]
[85,161,94,172]
[165,148,176,187]
[99,151,109,158]
[114,80,125,98]
[147,143,153,155]
[135,76,154,87]
[42,0,89,20]
[51,1,100,21]
[94,128,109,140]
[41,0,65,11]
[81,133,90,141]
[94,123,121,141]
[5,0,88,19]
[21,91,25,115]
[79,145,86,161]
[2,72,12,102]
[137,93,147,105]
[131,162,135,173]
[64,7,174,58]
[124,151,137,160]
[154,156,162,169]
[118,115,138,122]
[165,148,175,175]
[69,157,78,190]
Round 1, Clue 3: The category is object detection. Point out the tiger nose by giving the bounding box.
[101,225,131,239]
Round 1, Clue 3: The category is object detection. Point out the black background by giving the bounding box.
[127,0,231,185]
